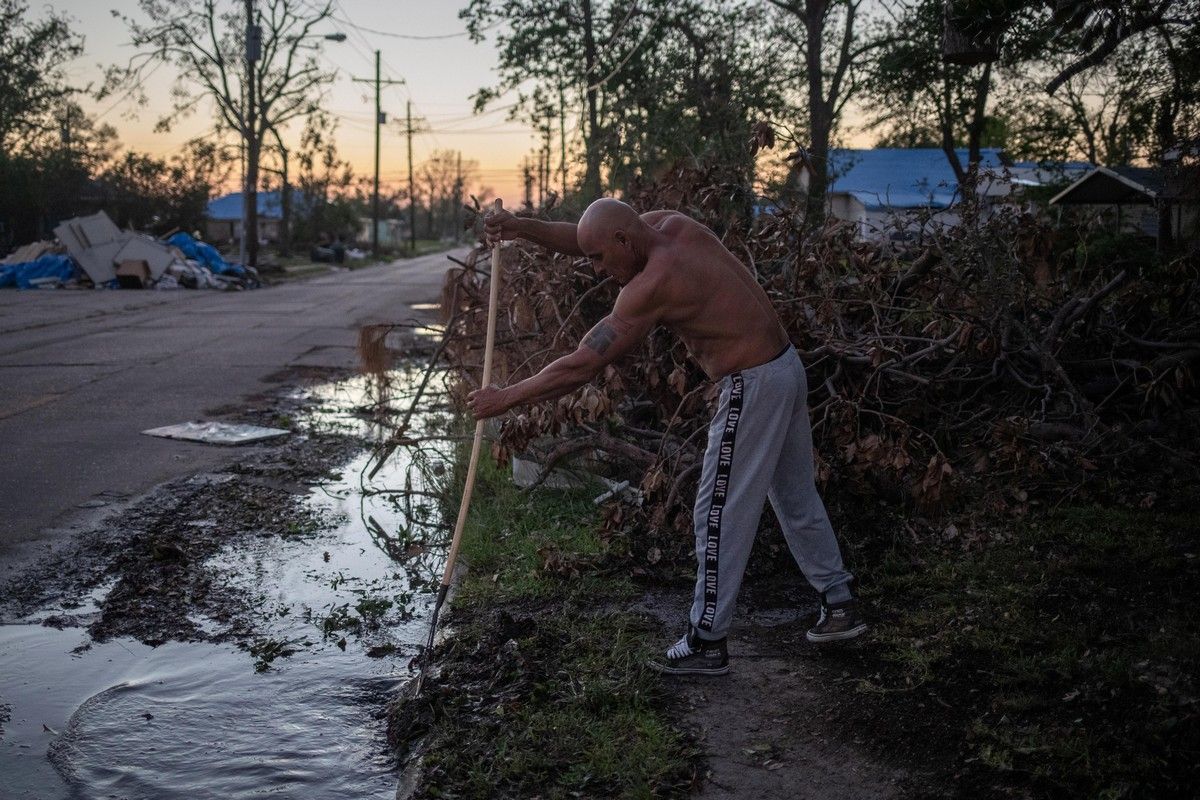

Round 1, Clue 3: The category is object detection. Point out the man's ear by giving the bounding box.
[615,230,628,247]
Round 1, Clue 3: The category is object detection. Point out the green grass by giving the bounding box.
[393,456,695,799]
[418,610,694,799]
[452,457,632,605]
[859,505,1200,797]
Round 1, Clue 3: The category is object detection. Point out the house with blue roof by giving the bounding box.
[803,148,1085,240]
[204,191,290,245]
[205,190,406,248]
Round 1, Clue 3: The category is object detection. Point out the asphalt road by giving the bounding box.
[0,249,466,566]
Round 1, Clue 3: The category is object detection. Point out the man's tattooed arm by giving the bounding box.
[582,323,617,355]
[486,300,653,410]
[582,314,632,357]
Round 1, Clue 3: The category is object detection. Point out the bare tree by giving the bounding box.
[110,0,337,267]
[766,0,888,224]
[417,150,479,240]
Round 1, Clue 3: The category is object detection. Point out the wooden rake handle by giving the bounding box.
[438,198,504,590]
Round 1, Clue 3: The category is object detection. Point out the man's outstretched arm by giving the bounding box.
[467,282,658,418]
[485,207,584,256]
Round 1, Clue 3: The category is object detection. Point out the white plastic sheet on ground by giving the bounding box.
[141,422,290,445]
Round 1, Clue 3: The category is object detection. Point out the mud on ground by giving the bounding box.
[633,585,915,800]
[0,367,362,648]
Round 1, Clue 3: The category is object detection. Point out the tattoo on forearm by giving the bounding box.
[583,322,618,356]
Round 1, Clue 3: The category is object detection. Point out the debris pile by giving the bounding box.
[444,169,1199,564]
[0,211,258,291]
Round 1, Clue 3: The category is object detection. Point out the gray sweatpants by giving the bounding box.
[690,346,853,640]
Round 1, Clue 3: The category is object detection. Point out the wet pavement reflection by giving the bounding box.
[0,363,452,799]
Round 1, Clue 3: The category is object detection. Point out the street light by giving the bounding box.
[285,31,348,44]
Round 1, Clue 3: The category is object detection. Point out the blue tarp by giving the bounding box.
[0,254,80,289]
[166,232,245,276]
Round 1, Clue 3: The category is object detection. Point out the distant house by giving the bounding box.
[204,191,288,244]
[1049,165,1199,243]
[358,217,407,249]
[799,148,1086,240]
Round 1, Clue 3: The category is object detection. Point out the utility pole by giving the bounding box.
[558,84,567,199]
[545,107,554,202]
[405,100,417,254]
[239,136,246,267]
[242,0,261,268]
[522,158,533,210]
[352,51,404,259]
[453,151,463,243]
[538,144,544,206]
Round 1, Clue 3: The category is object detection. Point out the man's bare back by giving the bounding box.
[468,198,788,418]
[629,211,787,379]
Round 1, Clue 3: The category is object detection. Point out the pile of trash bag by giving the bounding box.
[165,232,247,277]
[0,213,259,291]
[0,255,80,289]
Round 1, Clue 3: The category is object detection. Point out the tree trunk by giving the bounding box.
[279,147,291,257]
[940,73,965,183]
[246,130,260,268]
[1155,93,1176,252]
[580,0,602,201]
[960,61,992,212]
[965,61,992,172]
[804,0,832,226]
[244,0,259,270]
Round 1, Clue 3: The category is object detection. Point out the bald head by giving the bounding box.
[578,198,642,244]
[576,198,656,284]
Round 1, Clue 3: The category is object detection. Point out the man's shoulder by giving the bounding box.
[640,209,689,227]
[616,262,671,316]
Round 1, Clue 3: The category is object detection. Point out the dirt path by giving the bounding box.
[634,590,910,799]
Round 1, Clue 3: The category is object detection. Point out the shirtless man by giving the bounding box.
[468,198,865,676]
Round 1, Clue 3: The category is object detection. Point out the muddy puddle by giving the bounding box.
[0,363,453,799]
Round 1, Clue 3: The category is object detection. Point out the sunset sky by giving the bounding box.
[57,1,875,206]
[60,0,536,203]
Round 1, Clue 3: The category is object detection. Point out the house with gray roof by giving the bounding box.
[1048,165,1198,243]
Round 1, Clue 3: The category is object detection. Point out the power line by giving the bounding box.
[94,61,167,121]
[332,0,389,70]
[331,15,498,40]
[585,4,668,91]
[420,129,533,135]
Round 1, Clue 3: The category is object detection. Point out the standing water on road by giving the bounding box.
[0,363,455,799]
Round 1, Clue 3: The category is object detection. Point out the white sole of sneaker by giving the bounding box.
[806,623,867,643]
[647,660,731,676]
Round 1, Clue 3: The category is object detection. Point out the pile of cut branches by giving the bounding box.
[442,170,1200,565]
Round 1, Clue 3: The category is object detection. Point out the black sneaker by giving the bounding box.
[806,595,867,643]
[648,627,729,676]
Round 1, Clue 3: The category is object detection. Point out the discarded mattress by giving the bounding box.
[54,211,179,284]
[0,254,80,289]
[53,212,122,283]
[142,421,290,445]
